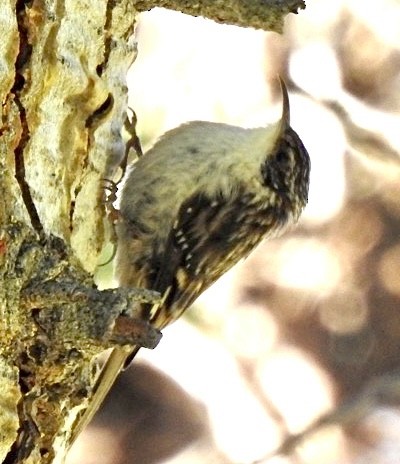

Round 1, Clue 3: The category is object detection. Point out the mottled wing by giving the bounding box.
[151,188,284,328]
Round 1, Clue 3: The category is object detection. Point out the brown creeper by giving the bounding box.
[116,78,310,326]
[70,78,310,443]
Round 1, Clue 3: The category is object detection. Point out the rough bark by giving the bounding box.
[0,0,306,462]
[133,0,306,32]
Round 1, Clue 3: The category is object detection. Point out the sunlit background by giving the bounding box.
[68,2,400,463]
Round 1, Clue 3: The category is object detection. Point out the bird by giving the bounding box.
[69,77,310,445]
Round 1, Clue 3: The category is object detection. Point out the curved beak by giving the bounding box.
[277,76,290,134]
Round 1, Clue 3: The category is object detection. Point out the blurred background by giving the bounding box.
[68,1,400,463]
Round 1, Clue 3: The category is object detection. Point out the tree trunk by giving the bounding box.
[0,0,305,462]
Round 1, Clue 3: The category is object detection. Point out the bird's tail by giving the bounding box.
[68,289,172,448]
[69,344,138,447]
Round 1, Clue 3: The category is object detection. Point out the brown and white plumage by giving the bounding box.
[70,78,310,444]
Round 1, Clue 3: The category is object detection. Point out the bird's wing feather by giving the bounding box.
[152,188,274,326]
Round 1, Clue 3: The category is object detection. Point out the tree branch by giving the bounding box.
[133,0,306,32]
